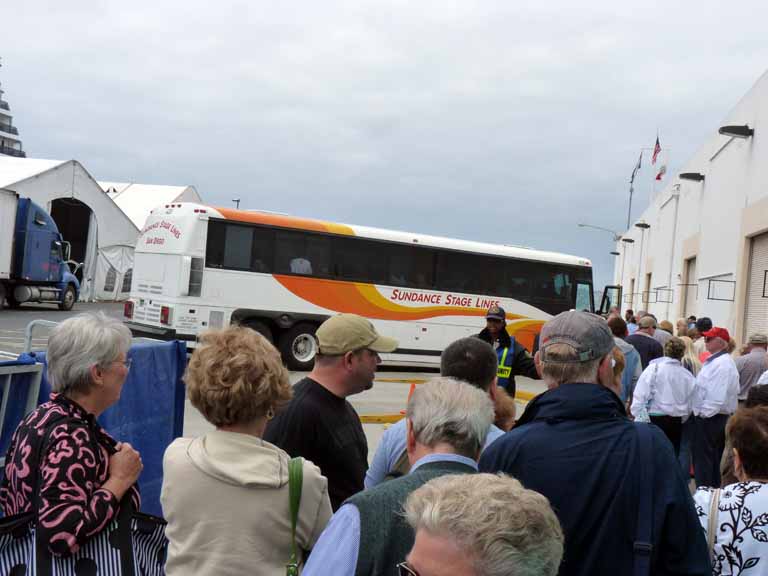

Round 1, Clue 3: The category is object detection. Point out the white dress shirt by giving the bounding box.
[631,357,696,418]
[693,351,740,417]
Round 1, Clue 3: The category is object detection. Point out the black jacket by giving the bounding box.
[479,383,710,576]
[476,329,539,394]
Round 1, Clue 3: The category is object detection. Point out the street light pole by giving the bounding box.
[232,198,241,209]
[620,238,635,291]
[577,223,622,243]
[635,222,651,310]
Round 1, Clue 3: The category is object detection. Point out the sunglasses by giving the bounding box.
[397,562,420,576]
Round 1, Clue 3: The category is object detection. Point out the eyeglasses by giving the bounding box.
[396,562,420,576]
[110,358,132,370]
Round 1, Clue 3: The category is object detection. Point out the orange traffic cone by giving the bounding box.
[400,382,417,415]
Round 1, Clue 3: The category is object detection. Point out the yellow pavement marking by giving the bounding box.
[360,389,538,424]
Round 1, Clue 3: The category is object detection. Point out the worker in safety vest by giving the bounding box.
[476,305,540,397]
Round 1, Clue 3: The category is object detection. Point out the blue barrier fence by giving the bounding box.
[0,340,187,517]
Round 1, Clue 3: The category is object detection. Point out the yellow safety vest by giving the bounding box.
[497,346,512,379]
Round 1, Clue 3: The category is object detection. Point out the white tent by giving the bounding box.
[98,181,201,229]
[0,158,201,302]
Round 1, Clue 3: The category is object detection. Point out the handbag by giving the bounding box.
[286,457,304,576]
[707,489,721,565]
[634,364,658,424]
[0,422,168,575]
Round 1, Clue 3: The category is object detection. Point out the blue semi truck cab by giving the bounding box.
[0,190,80,311]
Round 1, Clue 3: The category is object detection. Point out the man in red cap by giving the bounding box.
[691,326,740,487]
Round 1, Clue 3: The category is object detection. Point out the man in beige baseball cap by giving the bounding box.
[265,314,398,509]
[315,313,399,357]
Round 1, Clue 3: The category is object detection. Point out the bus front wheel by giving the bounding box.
[279,323,318,371]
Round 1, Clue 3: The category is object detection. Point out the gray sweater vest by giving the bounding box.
[348,460,476,576]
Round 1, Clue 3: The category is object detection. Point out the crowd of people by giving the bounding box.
[2,307,767,575]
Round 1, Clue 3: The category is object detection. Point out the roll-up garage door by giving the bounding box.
[744,233,768,339]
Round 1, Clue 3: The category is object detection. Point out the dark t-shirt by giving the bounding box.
[263,377,368,510]
[625,333,664,370]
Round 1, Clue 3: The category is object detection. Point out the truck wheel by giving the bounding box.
[59,286,76,311]
[243,320,273,344]
[6,291,20,309]
[279,323,318,371]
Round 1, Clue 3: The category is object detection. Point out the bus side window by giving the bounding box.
[307,236,331,277]
[410,248,436,289]
[223,225,254,270]
[251,227,275,273]
[276,231,307,275]
[275,230,332,277]
[205,220,227,268]
[502,261,532,300]
[334,237,388,284]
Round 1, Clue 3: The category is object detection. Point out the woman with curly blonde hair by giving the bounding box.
[161,327,332,575]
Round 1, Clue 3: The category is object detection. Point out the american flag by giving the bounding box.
[652,136,661,165]
[655,164,667,181]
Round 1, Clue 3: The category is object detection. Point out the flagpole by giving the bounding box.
[627,184,634,229]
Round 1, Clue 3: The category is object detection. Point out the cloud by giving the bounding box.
[3,0,768,292]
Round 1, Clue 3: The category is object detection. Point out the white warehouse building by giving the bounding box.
[614,70,768,343]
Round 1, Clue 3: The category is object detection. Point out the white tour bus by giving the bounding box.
[124,203,595,369]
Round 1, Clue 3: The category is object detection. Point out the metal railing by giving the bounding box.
[0,123,18,135]
[0,144,25,157]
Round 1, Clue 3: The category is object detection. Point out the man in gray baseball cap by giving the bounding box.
[480,310,709,576]
[735,332,768,404]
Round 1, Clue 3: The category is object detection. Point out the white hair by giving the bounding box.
[406,377,494,458]
[405,474,564,576]
[46,312,132,395]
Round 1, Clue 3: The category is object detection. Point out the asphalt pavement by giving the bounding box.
[0,301,125,359]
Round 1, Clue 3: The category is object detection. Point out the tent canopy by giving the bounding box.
[99,181,201,230]
[0,158,203,302]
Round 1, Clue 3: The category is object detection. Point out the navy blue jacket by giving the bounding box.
[479,383,710,576]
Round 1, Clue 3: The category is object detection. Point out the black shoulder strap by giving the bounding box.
[633,423,654,576]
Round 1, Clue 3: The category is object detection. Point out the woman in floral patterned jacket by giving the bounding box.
[694,406,768,575]
[0,312,142,556]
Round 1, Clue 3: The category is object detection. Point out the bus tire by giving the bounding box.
[279,323,318,371]
[243,320,273,344]
[59,285,77,311]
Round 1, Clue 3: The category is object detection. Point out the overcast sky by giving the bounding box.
[3,1,768,290]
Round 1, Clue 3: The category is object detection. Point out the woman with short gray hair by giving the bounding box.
[401,473,564,576]
[0,312,143,556]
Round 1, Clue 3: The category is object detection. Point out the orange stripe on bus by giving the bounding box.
[215,207,355,236]
[273,275,536,324]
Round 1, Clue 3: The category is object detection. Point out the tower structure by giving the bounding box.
[0,59,26,157]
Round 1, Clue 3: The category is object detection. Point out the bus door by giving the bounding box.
[597,285,622,315]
